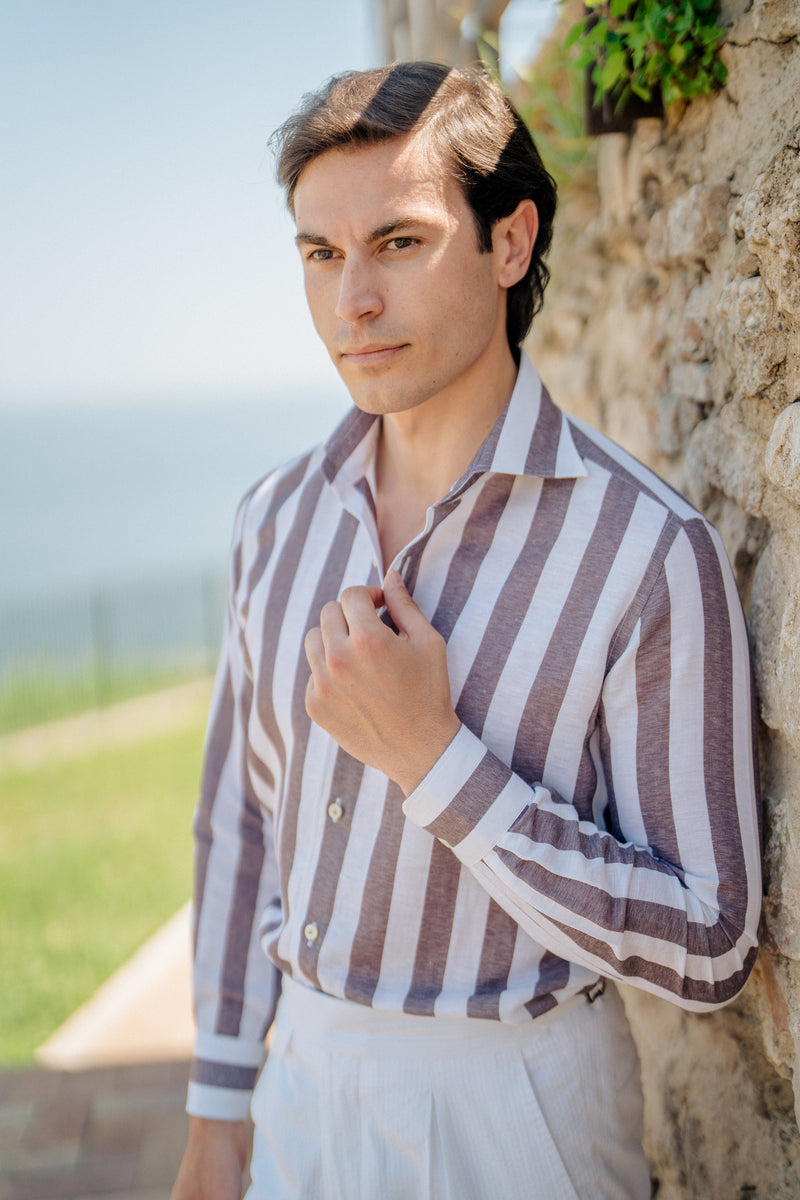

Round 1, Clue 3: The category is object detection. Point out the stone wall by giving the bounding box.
[526,4,800,1195]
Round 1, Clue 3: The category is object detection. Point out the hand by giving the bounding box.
[170,1116,250,1200]
[304,570,461,795]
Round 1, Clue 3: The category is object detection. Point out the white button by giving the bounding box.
[327,800,344,823]
[304,922,319,945]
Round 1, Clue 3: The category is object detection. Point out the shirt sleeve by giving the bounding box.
[403,519,762,1011]
[186,496,282,1120]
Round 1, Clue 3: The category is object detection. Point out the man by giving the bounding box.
[172,62,761,1199]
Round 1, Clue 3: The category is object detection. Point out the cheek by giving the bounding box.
[303,278,334,336]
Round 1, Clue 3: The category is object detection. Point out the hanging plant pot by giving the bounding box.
[584,68,663,134]
[567,0,728,137]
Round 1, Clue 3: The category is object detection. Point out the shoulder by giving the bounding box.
[567,414,702,527]
[564,415,738,631]
[230,443,327,588]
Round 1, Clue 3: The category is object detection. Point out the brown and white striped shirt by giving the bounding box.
[187,355,761,1120]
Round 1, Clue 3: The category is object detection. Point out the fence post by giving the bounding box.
[89,588,111,707]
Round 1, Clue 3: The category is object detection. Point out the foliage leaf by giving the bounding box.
[564,0,729,111]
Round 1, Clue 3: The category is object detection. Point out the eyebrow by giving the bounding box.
[294,217,432,248]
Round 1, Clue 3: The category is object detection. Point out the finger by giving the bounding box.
[304,625,325,672]
[319,599,349,642]
[382,570,429,639]
[304,670,318,721]
[339,585,387,629]
[346,585,385,609]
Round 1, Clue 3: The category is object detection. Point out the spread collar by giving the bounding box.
[321,353,587,493]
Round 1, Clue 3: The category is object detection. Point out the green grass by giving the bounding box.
[0,721,206,1064]
[0,665,207,735]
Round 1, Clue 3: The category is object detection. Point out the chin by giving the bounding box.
[341,380,414,415]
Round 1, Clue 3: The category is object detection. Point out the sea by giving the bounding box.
[0,386,351,676]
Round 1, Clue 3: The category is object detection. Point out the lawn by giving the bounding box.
[0,720,206,1064]
[0,665,207,735]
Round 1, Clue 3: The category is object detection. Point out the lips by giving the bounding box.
[338,343,408,366]
[340,343,405,356]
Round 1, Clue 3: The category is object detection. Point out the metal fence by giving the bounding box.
[0,567,228,724]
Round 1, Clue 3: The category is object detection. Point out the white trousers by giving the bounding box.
[246,977,650,1200]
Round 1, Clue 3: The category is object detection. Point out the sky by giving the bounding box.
[0,0,558,408]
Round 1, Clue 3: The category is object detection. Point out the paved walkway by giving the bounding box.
[1,687,222,1200]
[0,905,199,1200]
[0,680,213,774]
[0,1060,191,1200]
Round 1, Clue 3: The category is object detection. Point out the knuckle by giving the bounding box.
[326,644,348,674]
[350,627,378,657]
[340,585,369,608]
[306,673,332,713]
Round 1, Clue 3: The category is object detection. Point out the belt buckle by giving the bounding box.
[585,978,606,1003]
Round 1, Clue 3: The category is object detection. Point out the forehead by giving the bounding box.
[292,133,466,231]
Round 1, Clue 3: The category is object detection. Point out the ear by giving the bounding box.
[493,199,538,289]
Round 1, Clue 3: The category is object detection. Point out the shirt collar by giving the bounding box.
[321,352,587,494]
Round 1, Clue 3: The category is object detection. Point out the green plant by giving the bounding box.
[566,0,728,109]
[0,722,204,1062]
[477,14,597,199]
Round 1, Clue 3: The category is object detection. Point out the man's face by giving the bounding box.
[292,132,511,418]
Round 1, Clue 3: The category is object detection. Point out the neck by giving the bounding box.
[373,344,519,568]
[381,347,518,500]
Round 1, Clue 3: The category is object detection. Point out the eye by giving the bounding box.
[307,247,339,263]
[385,236,418,251]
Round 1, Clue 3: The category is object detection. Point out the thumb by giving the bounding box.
[382,570,427,639]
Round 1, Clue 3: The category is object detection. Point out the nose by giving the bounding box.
[335,257,384,324]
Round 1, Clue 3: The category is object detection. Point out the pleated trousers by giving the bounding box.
[246,976,650,1200]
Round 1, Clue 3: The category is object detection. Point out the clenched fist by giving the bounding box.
[304,570,461,795]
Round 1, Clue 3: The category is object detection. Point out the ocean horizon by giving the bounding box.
[0,385,351,608]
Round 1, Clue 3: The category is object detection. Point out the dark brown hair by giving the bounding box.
[271,62,557,350]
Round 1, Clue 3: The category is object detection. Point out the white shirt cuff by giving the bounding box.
[402,725,532,866]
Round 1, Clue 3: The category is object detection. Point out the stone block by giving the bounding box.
[707,498,769,594]
[749,533,800,755]
[730,0,800,43]
[655,394,703,457]
[741,149,800,317]
[717,40,800,186]
[669,360,711,404]
[739,956,795,1076]
[684,409,768,515]
[667,184,730,265]
[716,275,787,397]
[645,186,729,270]
[763,795,800,959]
[597,134,635,230]
[766,403,800,507]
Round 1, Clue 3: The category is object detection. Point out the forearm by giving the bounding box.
[403,521,761,1007]
[190,550,280,1120]
[403,697,760,1008]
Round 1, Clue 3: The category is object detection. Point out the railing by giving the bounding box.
[0,568,227,732]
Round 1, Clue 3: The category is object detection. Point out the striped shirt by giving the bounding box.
[187,354,761,1120]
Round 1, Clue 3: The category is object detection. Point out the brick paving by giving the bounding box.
[0,1059,191,1200]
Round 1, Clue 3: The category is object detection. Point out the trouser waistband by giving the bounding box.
[276,974,597,1059]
